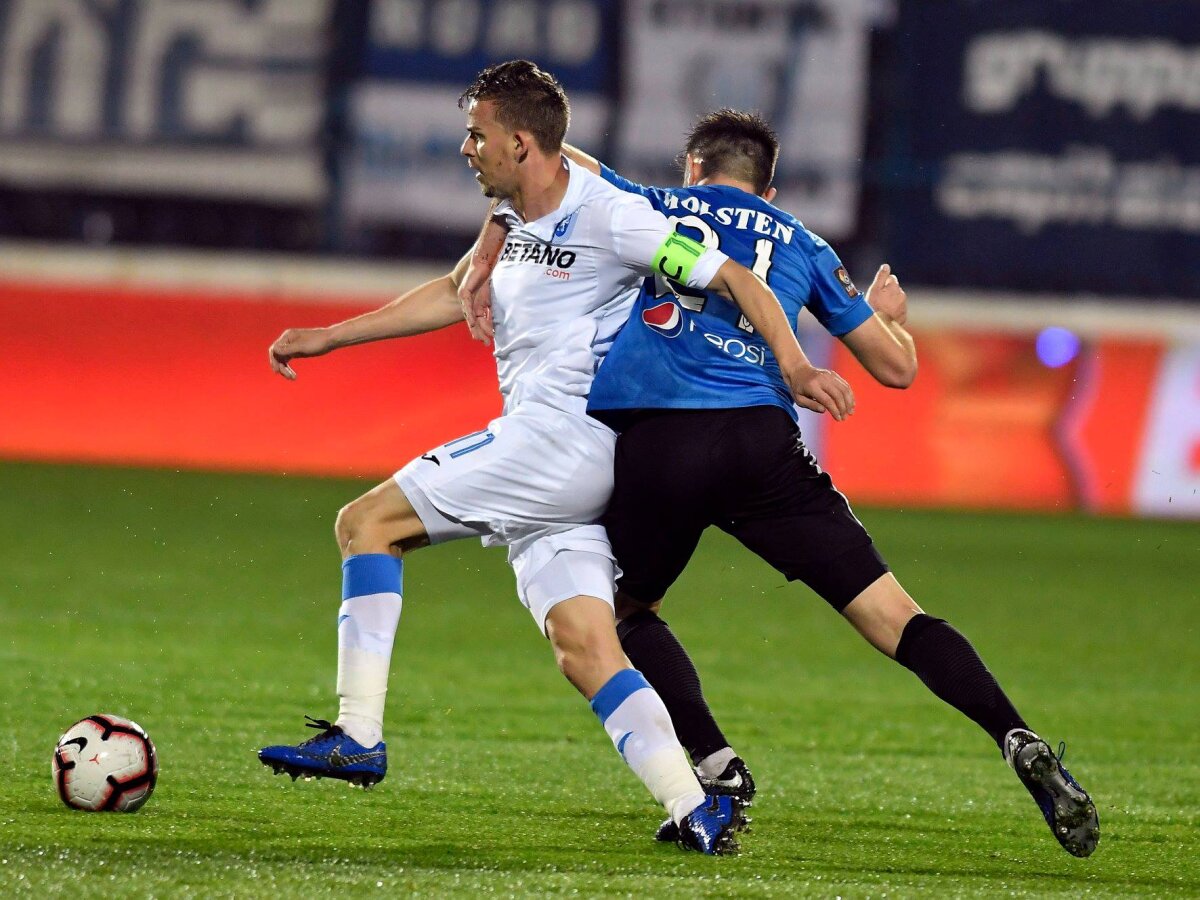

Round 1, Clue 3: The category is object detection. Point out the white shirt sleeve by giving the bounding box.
[609,192,728,289]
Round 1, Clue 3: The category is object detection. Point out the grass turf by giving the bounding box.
[0,461,1196,897]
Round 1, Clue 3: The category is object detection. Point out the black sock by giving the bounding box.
[894,613,1028,748]
[617,610,729,763]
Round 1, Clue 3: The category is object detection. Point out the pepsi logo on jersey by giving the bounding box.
[642,301,684,338]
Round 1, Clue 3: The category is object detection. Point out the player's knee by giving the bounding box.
[551,642,577,681]
[842,573,923,657]
[333,502,357,551]
[334,497,383,554]
[549,622,592,677]
[547,617,615,683]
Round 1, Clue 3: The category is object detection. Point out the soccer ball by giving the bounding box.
[52,714,158,812]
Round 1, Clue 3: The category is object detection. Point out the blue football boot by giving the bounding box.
[675,794,747,855]
[1004,728,1099,857]
[258,716,387,789]
[656,757,756,844]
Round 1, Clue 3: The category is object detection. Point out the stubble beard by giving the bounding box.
[479,179,512,201]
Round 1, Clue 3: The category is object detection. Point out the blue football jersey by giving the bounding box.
[587,165,874,425]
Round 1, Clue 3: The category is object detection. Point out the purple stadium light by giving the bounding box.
[1035,327,1081,368]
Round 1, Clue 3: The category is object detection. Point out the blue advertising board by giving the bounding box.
[363,0,616,91]
[885,0,1200,297]
[343,0,618,230]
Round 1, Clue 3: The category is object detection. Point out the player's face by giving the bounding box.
[461,100,518,199]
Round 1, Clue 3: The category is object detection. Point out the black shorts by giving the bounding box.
[602,405,889,611]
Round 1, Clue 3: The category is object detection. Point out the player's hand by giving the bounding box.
[866,263,907,325]
[459,217,506,346]
[784,363,855,421]
[458,269,494,346]
[268,327,334,380]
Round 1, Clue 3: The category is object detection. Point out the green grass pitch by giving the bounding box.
[0,461,1196,897]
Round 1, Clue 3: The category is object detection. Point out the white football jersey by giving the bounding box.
[490,157,726,415]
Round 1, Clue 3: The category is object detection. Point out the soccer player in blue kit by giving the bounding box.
[462,109,1099,858]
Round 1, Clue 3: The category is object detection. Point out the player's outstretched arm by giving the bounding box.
[706,259,856,420]
[839,263,917,389]
[268,251,474,380]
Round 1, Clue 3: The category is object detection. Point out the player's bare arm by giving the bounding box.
[268,250,474,380]
[705,258,856,421]
[560,143,602,175]
[839,263,917,389]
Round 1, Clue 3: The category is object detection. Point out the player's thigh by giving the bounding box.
[605,498,704,607]
[603,413,717,605]
[718,409,889,612]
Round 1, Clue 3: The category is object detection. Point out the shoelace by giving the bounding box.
[297,715,340,747]
[1057,741,1068,763]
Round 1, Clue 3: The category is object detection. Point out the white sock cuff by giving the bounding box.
[696,746,737,780]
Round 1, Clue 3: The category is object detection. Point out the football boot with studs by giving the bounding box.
[258,716,386,789]
[675,794,748,856]
[1004,728,1099,857]
[657,756,756,844]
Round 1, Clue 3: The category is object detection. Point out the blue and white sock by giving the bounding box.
[335,554,403,748]
[591,669,707,825]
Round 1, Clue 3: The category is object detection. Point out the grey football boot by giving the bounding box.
[1004,728,1099,857]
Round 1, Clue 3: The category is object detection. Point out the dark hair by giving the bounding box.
[684,109,779,195]
[458,60,570,153]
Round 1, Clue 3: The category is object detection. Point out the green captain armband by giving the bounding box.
[653,231,706,285]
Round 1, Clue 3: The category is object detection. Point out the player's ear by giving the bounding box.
[763,185,778,203]
[512,130,531,165]
[683,153,702,187]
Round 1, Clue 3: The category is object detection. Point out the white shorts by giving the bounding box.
[395,399,618,632]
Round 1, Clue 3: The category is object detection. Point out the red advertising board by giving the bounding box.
[821,332,1195,518]
[0,281,501,478]
[2,279,1196,518]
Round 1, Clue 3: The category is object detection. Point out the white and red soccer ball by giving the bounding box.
[52,714,158,812]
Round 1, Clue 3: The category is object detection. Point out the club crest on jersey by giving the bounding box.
[642,300,684,338]
[552,211,578,243]
[834,266,859,297]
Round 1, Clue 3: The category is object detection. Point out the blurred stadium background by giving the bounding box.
[1,1,1198,895]
[1,0,1197,517]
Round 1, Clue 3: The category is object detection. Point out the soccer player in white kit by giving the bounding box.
[258,60,854,855]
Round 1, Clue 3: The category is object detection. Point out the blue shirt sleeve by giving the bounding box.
[806,243,874,337]
[599,163,652,197]
[599,163,674,212]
